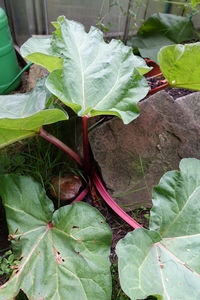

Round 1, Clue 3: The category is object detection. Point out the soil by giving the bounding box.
[0,69,198,298]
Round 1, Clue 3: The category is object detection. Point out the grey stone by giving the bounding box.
[176,92,200,126]
[89,91,200,210]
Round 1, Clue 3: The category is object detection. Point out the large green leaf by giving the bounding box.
[128,13,196,63]
[0,78,68,148]
[21,17,149,124]
[116,158,200,299]
[158,42,200,90]
[0,175,112,300]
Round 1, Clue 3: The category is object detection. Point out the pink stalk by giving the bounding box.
[39,127,83,167]
[71,185,90,204]
[82,116,91,174]
[93,170,143,229]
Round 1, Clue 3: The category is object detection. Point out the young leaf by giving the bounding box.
[0,175,112,300]
[116,158,200,300]
[21,17,149,124]
[0,78,68,148]
[158,42,200,90]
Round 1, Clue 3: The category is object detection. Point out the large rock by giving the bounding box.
[89,91,200,210]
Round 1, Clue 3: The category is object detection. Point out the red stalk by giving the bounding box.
[39,127,83,167]
[148,81,169,96]
[144,58,162,78]
[93,170,143,229]
[82,116,91,174]
[71,185,89,204]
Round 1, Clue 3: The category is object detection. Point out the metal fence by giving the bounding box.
[0,0,199,46]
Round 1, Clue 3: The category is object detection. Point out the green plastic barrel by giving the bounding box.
[0,7,21,94]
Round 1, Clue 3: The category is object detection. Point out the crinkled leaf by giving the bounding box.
[21,17,149,124]
[21,35,151,76]
[0,78,68,148]
[158,42,200,90]
[128,13,196,63]
[0,175,112,300]
[117,158,200,300]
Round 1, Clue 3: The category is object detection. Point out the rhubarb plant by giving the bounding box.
[0,16,150,299]
[0,16,200,300]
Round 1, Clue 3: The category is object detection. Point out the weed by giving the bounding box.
[0,250,20,279]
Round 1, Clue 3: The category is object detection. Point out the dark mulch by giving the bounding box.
[147,76,196,99]
[166,87,195,99]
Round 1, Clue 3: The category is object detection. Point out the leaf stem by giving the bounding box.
[144,58,162,78]
[82,116,91,174]
[93,170,143,229]
[148,80,169,96]
[39,127,83,167]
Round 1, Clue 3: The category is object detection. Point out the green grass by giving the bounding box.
[0,122,84,193]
